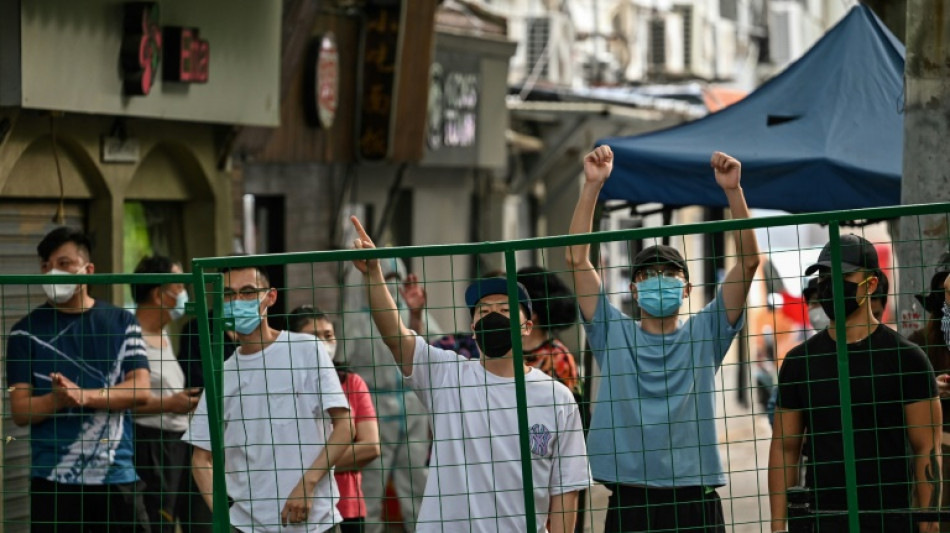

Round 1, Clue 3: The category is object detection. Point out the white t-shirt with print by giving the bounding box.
[183,331,349,533]
[405,336,591,533]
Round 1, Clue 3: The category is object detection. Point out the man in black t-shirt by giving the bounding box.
[769,235,942,533]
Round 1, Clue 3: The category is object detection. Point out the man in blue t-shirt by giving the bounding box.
[5,227,151,532]
[566,146,760,532]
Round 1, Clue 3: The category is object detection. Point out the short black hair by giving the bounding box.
[131,255,181,304]
[219,265,271,288]
[871,269,889,308]
[288,305,328,333]
[516,266,578,332]
[37,227,92,262]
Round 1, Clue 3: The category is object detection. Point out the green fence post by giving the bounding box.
[190,268,230,533]
[505,249,538,532]
[828,223,860,532]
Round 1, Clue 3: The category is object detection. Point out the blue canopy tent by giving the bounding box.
[597,5,905,213]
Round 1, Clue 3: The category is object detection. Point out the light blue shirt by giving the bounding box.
[584,287,743,487]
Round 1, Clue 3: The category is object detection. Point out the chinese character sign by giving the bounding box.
[359,1,402,161]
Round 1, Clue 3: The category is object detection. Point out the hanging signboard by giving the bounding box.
[304,32,339,129]
[358,0,402,161]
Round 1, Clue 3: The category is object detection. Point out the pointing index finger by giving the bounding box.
[350,216,370,240]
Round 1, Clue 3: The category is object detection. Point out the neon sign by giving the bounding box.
[163,27,210,83]
[120,2,162,96]
[120,2,211,97]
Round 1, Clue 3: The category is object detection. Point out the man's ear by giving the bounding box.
[263,287,277,308]
[629,282,638,299]
[522,319,533,337]
[86,262,95,274]
[684,282,692,298]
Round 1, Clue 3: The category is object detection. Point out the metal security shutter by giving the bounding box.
[0,201,86,533]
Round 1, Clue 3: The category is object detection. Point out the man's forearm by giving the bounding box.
[548,491,579,533]
[566,182,601,268]
[334,441,379,471]
[11,393,59,426]
[914,444,941,511]
[768,445,801,532]
[83,382,148,411]
[304,417,355,486]
[365,268,407,346]
[724,187,760,268]
[192,451,215,512]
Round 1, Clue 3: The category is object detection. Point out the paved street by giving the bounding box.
[716,365,774,533]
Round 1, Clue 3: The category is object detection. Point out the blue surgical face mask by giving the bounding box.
[636,276,685,318]
[223,297,264,335]
[167,289,189,321]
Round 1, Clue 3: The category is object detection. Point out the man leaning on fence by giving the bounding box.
[6,227,153,532]
[567,147,760,533]
[183,265,355,532]
[349,217,591,533]
[769,235,942,533]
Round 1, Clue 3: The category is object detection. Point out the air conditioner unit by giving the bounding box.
[716,19,737,80]
[768,1,805,67]
[675,3,716,80]
[647,11,684,79]
[524,12,575,86]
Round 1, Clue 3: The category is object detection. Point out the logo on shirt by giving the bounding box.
[529,424,552,457]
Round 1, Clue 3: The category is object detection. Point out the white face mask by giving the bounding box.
[43,267,84,304]
[809,307,830,331]
[324,341,340,363]
[167,289,189,321]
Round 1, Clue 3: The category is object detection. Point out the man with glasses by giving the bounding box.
[770,236,941,533]
[566,147,760,532]
[184,266,354,532]
[6,226,153,532]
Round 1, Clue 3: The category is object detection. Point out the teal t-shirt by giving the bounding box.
[584,287,743,487]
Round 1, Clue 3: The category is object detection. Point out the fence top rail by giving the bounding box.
[192,202,950,269]
[0,273,208,285]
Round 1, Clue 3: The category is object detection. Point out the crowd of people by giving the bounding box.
[5,145,949,533]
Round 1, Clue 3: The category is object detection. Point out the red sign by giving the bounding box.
[163,27,210,83]
[120,2,162,96]
[304,33,339,129]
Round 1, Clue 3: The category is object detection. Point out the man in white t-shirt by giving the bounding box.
[183,266,355,532]
[349,217,591,533]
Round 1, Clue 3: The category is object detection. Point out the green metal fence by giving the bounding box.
[3,202,950,532]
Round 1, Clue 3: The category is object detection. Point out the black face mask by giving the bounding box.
[474,312,514,359]
[817,278,866,322]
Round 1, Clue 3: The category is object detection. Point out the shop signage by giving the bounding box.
[163,27,210,83]
[120,2,162,96]
[358,1,402,160]
[304,33,339,129]
[120,2,211,97]
[427,62,479,150]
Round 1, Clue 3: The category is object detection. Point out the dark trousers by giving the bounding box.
[31,477,151,533]
[134,424,189,533]
[603,484,725,533]
[339,517,365,533]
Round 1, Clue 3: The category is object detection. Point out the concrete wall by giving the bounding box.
[10,0,280,126]
[0,109,232,301]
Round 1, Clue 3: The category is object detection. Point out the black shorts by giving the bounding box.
[602,483,725,533]
[30,477,151,533]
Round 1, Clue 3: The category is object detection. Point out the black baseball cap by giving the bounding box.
[805,234,879,275]
[465,277,533,317]
[632,245,689,280]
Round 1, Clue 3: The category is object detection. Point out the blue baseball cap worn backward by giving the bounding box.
[465,277,533,317]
